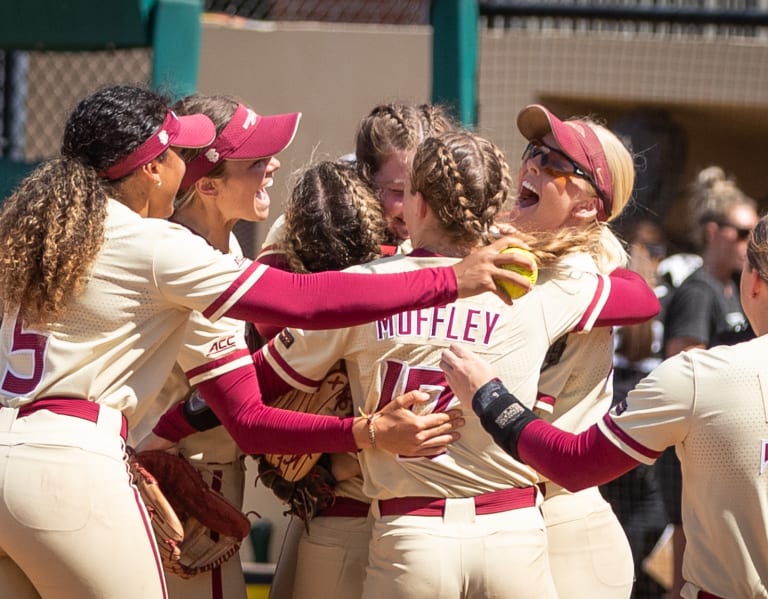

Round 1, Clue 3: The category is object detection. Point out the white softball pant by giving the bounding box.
[362,487,557,599]
[0,400,167,599]
[541,484,634,599]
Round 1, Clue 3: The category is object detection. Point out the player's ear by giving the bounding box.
[746,264,763,298]
[570,195,598,224]
[194,176,219,198]
[140,160,163,188]
[703,220,720,245]
[415,191,429,218]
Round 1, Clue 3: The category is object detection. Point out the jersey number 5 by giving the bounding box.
[1,316,48,395]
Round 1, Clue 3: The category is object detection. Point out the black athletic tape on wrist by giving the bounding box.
[182,394,222,432]
[471,378,539,461]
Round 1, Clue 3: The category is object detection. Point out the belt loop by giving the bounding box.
[0,406,18,431]
[96,404,127,441]
[442,497,475,524]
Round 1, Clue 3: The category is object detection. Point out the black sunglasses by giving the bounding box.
[715,220,752,241]
[522,141,611,216]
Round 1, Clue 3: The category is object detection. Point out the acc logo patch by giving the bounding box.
[207,335,237,357]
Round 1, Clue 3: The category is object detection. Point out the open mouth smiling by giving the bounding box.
[517,181,539,208]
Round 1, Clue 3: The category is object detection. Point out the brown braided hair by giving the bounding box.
[410,131,511,250]
[355,102,457,183]
[410,129,602,265]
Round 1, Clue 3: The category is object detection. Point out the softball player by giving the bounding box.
[242,131,659,599]
[128,93,302,599]
[441,213,768,599]
[0,85,529,599]
[254,161,387,599]
[509,104,639,597]
[660,165,759,598]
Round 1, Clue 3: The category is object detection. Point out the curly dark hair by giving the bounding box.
[0,84,170,323]
[282,161,387,273]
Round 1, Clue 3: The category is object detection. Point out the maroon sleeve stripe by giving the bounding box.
[202,260,263,319]
[601,413,663,460]
[265,340,323,389]
[185,348,252,381]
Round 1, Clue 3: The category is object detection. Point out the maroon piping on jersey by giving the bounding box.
[574,273,606,332]
[601,413,662,460]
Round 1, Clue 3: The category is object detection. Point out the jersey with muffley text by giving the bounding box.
[264,251,611,500]
[597,336,768,598]
[0,199,254,421]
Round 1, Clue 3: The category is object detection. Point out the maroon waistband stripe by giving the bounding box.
[318,497,371,518]
[10,397,127,441]
[379,486,536,517]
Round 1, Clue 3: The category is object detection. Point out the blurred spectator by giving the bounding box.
[659,165,759,598]
[601,218,669,599]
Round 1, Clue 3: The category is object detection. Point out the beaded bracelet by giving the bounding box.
[358,407,382,449]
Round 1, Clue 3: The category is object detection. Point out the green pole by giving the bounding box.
[430,0,479,127]
[151,0,204,99]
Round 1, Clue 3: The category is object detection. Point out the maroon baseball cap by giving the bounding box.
[181,104,302,190]
[100,111,216,181]
[517,104,613,218]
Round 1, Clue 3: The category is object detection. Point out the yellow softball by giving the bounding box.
[497,247,538,299]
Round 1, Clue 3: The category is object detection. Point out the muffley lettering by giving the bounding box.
[376,304,501,345]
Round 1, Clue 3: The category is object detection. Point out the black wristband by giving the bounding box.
[182,389,223,432]
[471,378,539,461]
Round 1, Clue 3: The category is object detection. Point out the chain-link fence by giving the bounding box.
[1,0,431,165]
[203,0,431,23]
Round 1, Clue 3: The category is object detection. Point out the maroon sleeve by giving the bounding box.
[196,364,358,455]
[594,268,660,327]
[251,347,293,401]
[223,266,457,329]
[253,250,292,340]
[151,402,197,442]
[517,419,641,491]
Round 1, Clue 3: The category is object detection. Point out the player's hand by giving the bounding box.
[354,390,465,457]
[134,431,179,454]
[439,343,498,408]
[452,236,534,304]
